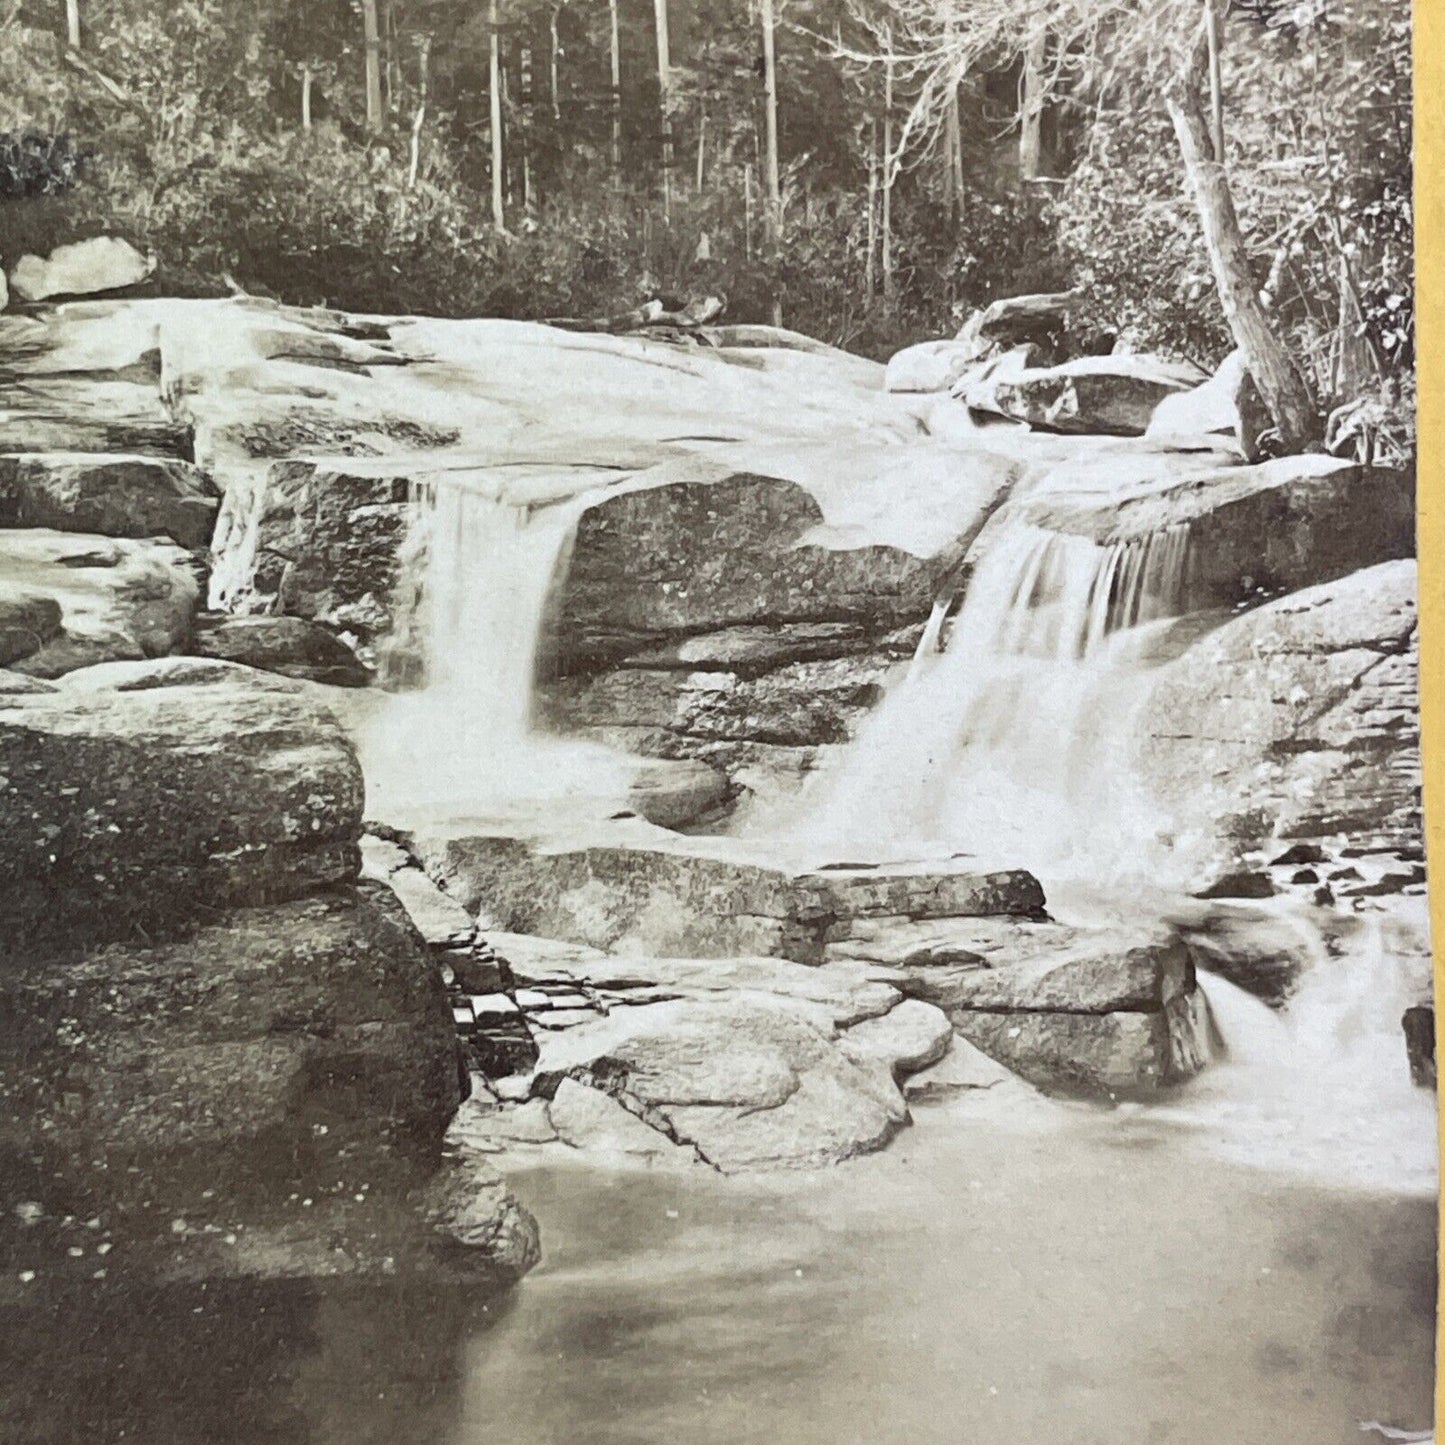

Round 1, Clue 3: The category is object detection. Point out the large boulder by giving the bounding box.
[0,886,461,1180]
[960,355,1201,436]
[955,291,1080,365]
[1135,560,1420,871]
[1146,349,1246,443]
[530,997,907,1172]
[552,456,957,674]
[0,453,219,549]
[1015,455,1414,610]
[8,238,155,302]
[0,675,364,952]
[0,529,200,676]
[411,827,1045,964]
[187,613,372,687]
[827,915,1207,1095]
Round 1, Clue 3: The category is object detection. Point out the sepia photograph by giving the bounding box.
[0,0,1434,1440]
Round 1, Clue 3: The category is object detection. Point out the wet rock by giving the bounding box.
[542,653,893,751]
[361,835,476,948]
[0,673,362,952]
[1195,872,1276,901]
[0,886,462,1183]
[831,915,1204,1095]
[624,756,731,830]
[1272,843,1327,866]
[960,355,1200,436]
[1136,561,1420,870]
[1402,1005,1435,1088]
[56,656,298,692]
[552,453,1000,673]
[0,453,219,549]
[212,459,416,641]
[188,614,372,687]
[0,583,62,665]
[9,237,154,302]
[903,1038,1028,1100]
[1020,455,1413,611]
[0,529,200,677]
[531,998,907,1172]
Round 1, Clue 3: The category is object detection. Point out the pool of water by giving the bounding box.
[9,1096,1430,1445]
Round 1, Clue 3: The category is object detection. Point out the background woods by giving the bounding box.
[0,0,1414,447]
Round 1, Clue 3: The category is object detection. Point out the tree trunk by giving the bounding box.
[550,4,562,122]
[881,53,894,301]
[865,121,878,303]
[361,0,384,133]
[1204,0,1225,162]
[302,65,314,132]
[760,0,782,241]
[407,38,431,188]
[1166,41,1318,450]
[65,0,80,50]
[944,87,964,214]
[489,0,505,230]
[696,108,707,193]
[654,0,673,221]
[744,163,754,261]
[1020,32,1046,180]
[609,0,622,177]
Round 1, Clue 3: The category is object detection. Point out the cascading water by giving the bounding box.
[791,513,1194,881]
[781,491,1433,1192]
[355,472,639,827]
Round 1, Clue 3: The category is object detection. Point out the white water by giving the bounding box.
[791,514,1194,882]
[356,473,640,827]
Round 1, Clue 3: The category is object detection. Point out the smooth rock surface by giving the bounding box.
[531,997,907,1172]
[9,237,154,302]
[1136,561,1420,868]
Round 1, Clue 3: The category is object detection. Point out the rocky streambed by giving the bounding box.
[0,283,1433,1441]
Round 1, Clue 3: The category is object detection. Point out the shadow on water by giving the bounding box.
[0,1273,518,1445]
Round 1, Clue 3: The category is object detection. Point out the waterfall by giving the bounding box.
[355,473,638,827]
[791,514,1194,878]
[1175,905,1437,1192]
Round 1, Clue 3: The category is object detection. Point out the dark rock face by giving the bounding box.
[0,886,462,1181]
[0,678,363,953]
[0,584,62,666]
[552,458,948,674]
[1017,456,1414,611]
[0,454,219,550]
[223,459,416,641]
[188,613,372,687]
[1403,1005,1435,1089]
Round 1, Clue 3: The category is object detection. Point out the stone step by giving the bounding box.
[406,824,1044,964]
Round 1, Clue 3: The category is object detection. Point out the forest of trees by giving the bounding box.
[0,0,1415,452]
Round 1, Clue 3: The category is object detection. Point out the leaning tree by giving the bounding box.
[844,0,1323,451]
